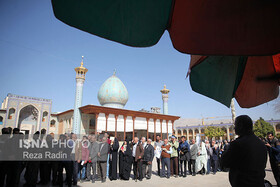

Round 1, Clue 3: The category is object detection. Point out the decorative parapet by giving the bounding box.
[7,93,52,103]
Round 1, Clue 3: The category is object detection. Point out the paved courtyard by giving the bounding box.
[74,162,277,187]
[19,158,276,187]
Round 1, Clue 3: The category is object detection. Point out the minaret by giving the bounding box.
[73,56,88,134]
[160,85,170,115]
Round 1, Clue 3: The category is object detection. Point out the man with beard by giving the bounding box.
[265,132,280,187]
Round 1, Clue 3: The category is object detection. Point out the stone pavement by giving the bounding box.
[72,160,277,187]
[19,158,277,187]
[76,170,276,187]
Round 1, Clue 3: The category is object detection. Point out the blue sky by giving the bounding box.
[0,0,279,121]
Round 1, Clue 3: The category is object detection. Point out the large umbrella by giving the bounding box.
[51,0,280,55]
[188,54,280,108]
[51,0,280,108]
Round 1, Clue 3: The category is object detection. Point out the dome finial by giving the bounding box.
[113,69,116,76]
[75,56,88,78]
[160,84,170,94]
[81,56,84,67]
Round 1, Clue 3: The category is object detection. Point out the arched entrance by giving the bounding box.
[18,105,39,134]
[189,129,193,140]
[177,129,182,137]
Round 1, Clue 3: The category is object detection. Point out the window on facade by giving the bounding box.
[0,116,3,125]
[50,120,56,127]
[89,118,96,128]
[177,130,181,135]
[42,111,48,122]
[8,108,15,119]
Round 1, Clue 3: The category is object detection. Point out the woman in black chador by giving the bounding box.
[109,137,119,180]
[119,139,133,180]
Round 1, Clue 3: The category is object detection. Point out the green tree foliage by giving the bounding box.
[253,118,275,139]
[204,126,226,139]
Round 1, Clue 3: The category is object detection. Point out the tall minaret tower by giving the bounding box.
[73,56,88,134]
[160,85,170,115]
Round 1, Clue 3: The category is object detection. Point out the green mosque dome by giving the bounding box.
[97,73,128,108]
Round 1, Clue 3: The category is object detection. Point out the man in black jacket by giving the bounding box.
[178,136,190,177]
[265,132,280,187]
[211,140,219,175]
[221,115,267,187]
[142,138,154,179]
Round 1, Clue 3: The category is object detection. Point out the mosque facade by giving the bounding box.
[2,58,279,141]
[0,94,52,135]
[0,58,180,141]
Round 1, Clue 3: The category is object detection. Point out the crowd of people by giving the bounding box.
[0,115,279,187]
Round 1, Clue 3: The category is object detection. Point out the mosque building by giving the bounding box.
[0,58,180,141]
[1,58,279,141]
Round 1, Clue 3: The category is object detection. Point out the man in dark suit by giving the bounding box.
[178,136,190,177]
[211,140,219,175]
[221,115,267,187]
[142,138,154,179]
[97,137,109,183]
[265,132,280,187]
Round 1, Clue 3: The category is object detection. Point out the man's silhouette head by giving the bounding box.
[234,115,253,136]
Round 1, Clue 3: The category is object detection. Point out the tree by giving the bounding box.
[253,118,275,139]
[204,126,226,140]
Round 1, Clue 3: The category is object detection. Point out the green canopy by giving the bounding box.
[52,0,173,47]
[190,56,247,107]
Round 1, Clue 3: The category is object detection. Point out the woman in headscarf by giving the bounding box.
[119,139,133,180]
[109,137,119,180]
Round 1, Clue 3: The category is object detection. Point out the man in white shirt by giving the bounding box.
[132,137,138,158]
